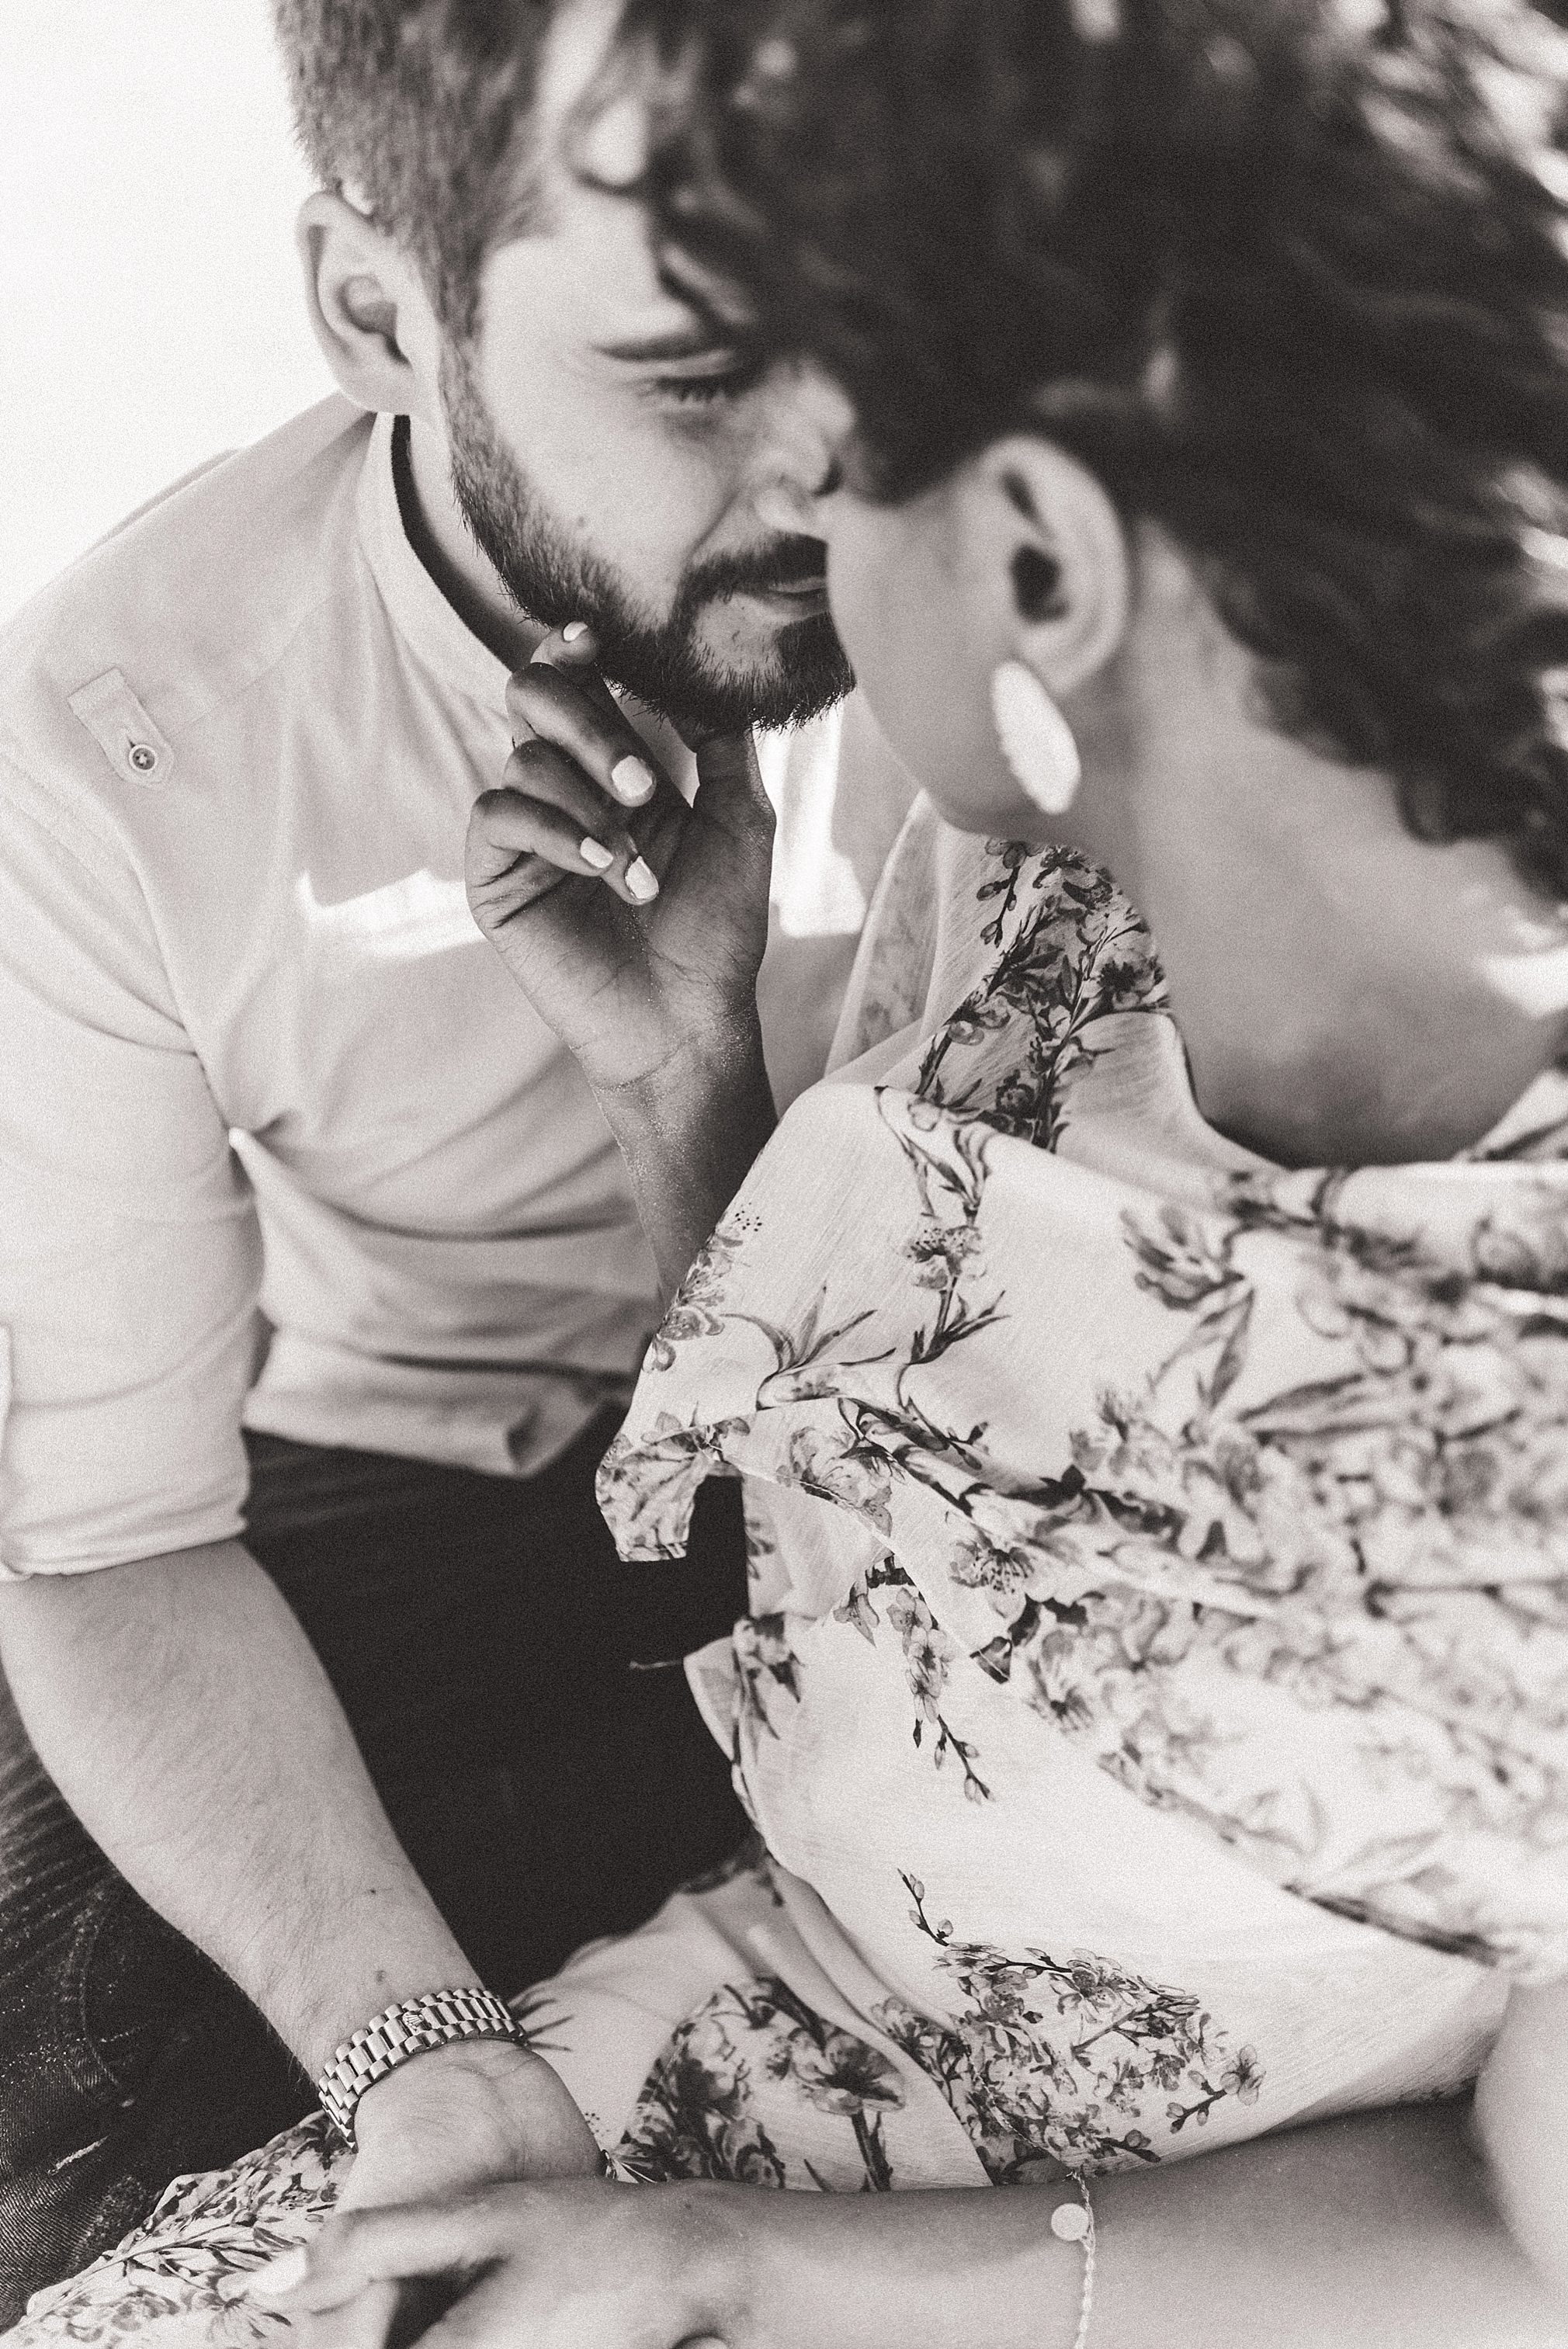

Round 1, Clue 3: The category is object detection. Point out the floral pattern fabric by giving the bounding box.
[601,807,1568,1983]
[5,2119,343,2349]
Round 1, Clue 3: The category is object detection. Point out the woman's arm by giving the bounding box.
[1476,1977,1568,2309]
[264,2092,1561,2349]
[465,625,779,1298]
[591,1017,775,1301]
[751,2096,1556,2348]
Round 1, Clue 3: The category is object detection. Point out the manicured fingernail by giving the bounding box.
[562,619,589,643]
[610,755,657,806]
[579,836,614,871]
[625,857,659,901]
[249,2249,309,2299]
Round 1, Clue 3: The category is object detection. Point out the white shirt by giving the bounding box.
[0,398,914,1574]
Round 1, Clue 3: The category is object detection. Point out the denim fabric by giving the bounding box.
[0,1415,746,2322]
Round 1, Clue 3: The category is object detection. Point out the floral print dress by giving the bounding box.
[16,800,1568,2345]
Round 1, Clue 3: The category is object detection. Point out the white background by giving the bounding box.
[1,1,334,619]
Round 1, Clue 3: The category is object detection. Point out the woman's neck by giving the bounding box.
[1135,754,1567,1167]
[1070,587,1568,1168]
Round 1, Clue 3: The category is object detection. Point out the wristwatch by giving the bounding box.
[315,1985,519,2149]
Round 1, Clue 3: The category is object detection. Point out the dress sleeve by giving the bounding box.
[0,761,262,1574]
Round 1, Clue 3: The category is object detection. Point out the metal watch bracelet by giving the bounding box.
[315,1986,519,2149]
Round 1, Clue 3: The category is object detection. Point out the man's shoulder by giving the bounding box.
[0,395,376,817]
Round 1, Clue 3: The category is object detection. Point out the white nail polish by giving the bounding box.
[249,2248,309,2299]
[610,755,657,806]
[579,836,614,871]
[625,857,659,901]
[563,619,588,643]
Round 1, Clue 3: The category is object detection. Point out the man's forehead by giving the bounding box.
[532,0,647,175]
[484,0,711,350]
[482,184,709,352]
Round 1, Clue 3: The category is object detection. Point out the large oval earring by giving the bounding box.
[990,661,1081,817]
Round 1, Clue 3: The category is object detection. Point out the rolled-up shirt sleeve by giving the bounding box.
[0,762,262,1574]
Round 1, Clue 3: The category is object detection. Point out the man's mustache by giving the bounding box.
[684,534,828,604]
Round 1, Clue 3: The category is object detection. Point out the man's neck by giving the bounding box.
[395,413,545,673]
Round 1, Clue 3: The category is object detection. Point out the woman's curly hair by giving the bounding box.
[598,0,1568,897]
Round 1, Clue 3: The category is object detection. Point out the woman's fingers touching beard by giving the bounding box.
[486,624,682,907]
[491,741,660,904]
[479,621,775,928]
[463,615,775,1099]
[509,626,664,813]
[465,788,610,922]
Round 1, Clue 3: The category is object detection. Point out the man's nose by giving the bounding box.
[752,468,833,540]
[748,363,853,536]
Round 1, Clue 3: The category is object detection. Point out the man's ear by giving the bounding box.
[294,190,442,423]
[956,434,1132,697]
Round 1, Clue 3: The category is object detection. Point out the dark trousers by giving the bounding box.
[0,1417,746,2323]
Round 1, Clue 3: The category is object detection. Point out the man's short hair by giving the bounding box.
[272,1,554,337]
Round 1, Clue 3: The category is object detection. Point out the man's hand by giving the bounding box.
[299,2042,605,2349]
[465,623,776,1098]
[343,2038,602,2212]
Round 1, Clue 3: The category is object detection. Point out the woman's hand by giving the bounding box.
[466,623,776,1100]
[254,2176,738,2349]
[253,2099,1568,2349]
[251,2172,1087,2349]
[467,622,779,1299]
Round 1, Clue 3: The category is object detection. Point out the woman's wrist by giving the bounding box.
[587,1003,769,1122]
[719,2184,1080,2349]
[588,1010,776,1301]
[633,2184,765,2347]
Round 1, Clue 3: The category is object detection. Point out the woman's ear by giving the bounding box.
[957,434,1132,696]
[294,191,442,424]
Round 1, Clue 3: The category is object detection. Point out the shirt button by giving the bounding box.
[127,742,158,774]
[1051,2201,1091,2241]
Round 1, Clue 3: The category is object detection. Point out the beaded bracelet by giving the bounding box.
[1049,2176,1096,2349]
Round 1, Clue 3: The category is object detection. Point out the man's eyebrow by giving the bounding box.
[591,324,739,362]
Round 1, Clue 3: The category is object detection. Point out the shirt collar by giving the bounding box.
[356,411,514,711]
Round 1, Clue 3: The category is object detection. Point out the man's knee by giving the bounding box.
[0,1990,307,2326]
[0,1896,305,2320]
[0,1867,183,2320]
[0,1706,216,2188]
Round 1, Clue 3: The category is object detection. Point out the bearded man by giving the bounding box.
[0,0,914,2315]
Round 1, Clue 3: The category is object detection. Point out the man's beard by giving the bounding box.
[439,343,853,737]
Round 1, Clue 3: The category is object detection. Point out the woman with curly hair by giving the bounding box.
[21,0,1568,2343]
